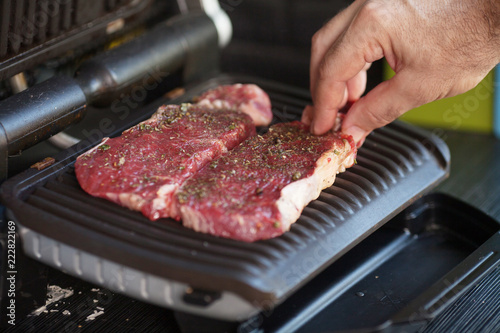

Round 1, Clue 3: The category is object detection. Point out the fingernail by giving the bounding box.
[310,119,317,133]
[301,105,312,125]
[343,126,366,145]
[301,114,311,125]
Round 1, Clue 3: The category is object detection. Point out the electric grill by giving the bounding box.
[0,1,499,332]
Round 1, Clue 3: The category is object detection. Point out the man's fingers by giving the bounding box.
[311,36,377,134]
[310,0,367,94]
[301,105,314,125]
[346,69,368,102]
[310,80,346,135]
[310,2,389,135]
[341,73,422,143]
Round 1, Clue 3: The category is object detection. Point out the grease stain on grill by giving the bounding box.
[304,202,344,224]
[317,193,354,216]
[356,149,404,179]
[350,164,389,191]
[363,140,414,173]
[323,185,364,209]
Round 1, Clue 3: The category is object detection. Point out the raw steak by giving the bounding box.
[75,104,255,220]
[176,121,357,242]
[195,83,273,126]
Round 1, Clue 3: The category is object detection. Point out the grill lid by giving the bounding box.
[0,0,159,80]
[0,74,450,307]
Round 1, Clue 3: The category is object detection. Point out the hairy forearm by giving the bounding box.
[487,0,500,32]
[486,0,500,54]
[455,0,500,66]
[479,0,500,63]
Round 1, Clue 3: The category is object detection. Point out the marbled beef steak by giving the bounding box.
[195,83,273,126]
[75,104,255,220]
[176,121,356,242]
[75,84,356,241]
[75,84,272,220]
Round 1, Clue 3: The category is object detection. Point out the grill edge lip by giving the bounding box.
[0,74,451,307]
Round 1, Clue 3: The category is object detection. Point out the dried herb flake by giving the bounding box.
[292,171,301,181]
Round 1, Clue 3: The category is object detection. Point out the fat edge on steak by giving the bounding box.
[75,84,356,242]
[177,120,357,242]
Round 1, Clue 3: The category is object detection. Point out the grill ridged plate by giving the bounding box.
[0,0,155,80]
[0,75,450,310]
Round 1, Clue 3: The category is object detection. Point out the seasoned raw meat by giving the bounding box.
[75,104,255,220]
[176,121,356,242]
[195,84,273,126]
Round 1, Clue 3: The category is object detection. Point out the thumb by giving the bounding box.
[341,72,424,143]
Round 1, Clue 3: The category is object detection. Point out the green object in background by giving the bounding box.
[494,65,500,139]
[383,63,495,133]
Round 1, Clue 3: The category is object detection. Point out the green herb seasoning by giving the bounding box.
[292,171,301,181]
[177,193,187,204]
[98,144,110,151]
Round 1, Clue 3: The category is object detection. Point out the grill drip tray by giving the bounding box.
[1,75,456,324]
[262,193,500,333]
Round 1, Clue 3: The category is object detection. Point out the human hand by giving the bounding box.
[303,0,500,145]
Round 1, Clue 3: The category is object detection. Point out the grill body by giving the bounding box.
[0,74,450,320]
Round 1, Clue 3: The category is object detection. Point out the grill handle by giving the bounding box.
[0,76,86,157]
[76,12,219,106]
[0,13,220,180]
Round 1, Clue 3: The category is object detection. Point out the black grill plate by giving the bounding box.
[0,74,450,305]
